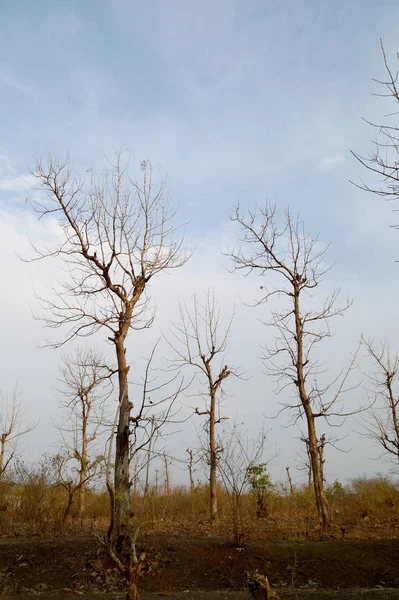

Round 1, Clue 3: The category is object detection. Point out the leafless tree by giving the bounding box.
[217,421,269,545]
[99,340,186,597]
[28,152,188,598]
[163,453,171,495]
[0,388,35,480]
[167,289,237,520]
[285,466,294,496]
[186,448,197,492]
[228,203,358,529]
[351,40,399,219]
[361,337,399,464]
[54,347,111,523]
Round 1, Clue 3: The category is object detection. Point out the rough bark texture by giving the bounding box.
[187,449,195,492]
[0,438,5,478]
[294,287,330,528]
[114,335,131,551]
[209,390,218,520]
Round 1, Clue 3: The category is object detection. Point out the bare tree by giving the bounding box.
[217,421,269,545]
[186,448,197,492]
[362,338,399,463]
[28,152,188,596]
[100,345,185,600]
[54,347,111,523]
[228,203,357,529]
[351,40,399,216]
[285,466,294,496]
[0,388,35,480]
[167,289,236,520]
[163,453,171,496]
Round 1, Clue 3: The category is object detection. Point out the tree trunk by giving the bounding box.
[306,442,313,488]
[307,416,330,528]
[187,450,195,492]
[294,286,330,529]
[62,485,75,523]
[163,455,171,496]
[209,391,218,520]
[318,434,326,485]
[114,337,131,551]
[78,473,86,525]
[0,437,5,479]
[78,410,88,525]
[286,466,294,496]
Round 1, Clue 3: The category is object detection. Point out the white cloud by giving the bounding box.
[318,154,346,172]
[0,173,37,193]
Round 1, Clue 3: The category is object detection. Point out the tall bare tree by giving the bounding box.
[351,40,399,214]
[0,388,35,480]
[28,153,188,594]
[362,338,399,463]
[167,290,236,520]
[100,346,185,599]
[55,347,111,523]
[228,203,356,529]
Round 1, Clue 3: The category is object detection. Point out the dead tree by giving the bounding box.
[285,466,294,496]
[186,448,196,492]
[0,388,35,480]
[218,421,270,546]
[351,40,399,219]
[28,153,188,596]
[362,338,399,463]
[167,289,236,520]
[163,454,171,496]
[228,203,357,529]
[54,347,111,523]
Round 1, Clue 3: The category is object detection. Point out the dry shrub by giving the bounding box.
[2,467,399,541]
[12,457,60,529]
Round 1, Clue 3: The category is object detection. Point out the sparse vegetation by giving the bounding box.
[0,471,399,541]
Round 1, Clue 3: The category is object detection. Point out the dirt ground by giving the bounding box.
[0,533,399,598]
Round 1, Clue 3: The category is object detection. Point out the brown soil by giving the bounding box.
[0,533,398,598]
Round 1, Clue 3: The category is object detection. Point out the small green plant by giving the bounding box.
[325,480,346,501]
[245,464,275,518]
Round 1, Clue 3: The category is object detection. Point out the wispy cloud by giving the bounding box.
[0,173,36,193]
[0,64,40,101]
[318,154,345,173]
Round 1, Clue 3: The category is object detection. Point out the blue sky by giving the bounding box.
[1,0,399,484]
[1,0,399,245]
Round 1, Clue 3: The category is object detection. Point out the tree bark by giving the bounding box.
[208,388,218,520]
[0,437,5,479]
[78,405,88,524]
[114,336,131,549]
[294,286,330,528]
[286,466,294,496]
[187,449,195,492]
[306,415,329,528]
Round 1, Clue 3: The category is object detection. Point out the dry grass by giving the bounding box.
[1,467,398,541]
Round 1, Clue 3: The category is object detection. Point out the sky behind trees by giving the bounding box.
[1,0,399,485]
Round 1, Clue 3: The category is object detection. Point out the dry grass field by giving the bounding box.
[1,475,399,597]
